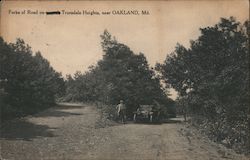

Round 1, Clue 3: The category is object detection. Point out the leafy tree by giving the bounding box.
[157,17,249,153]
[64,30,173,115]
[0,37,65,120]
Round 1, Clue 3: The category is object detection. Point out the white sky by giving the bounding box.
[1,0,249,99]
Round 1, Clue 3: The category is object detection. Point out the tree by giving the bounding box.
[0,37,65,119]
[64,30,172,115]
[157,17,249,153]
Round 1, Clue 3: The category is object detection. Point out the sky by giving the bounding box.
[1,0,249,99]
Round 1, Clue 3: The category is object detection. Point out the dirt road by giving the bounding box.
[0,103,248,160]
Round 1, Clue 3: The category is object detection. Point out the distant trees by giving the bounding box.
[156,17,249,153]
[64,30,173,115]
[0,38,65,120]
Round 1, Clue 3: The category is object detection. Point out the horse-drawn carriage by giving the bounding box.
[133,104,161,122]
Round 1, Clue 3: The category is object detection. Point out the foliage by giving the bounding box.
[156,17,249,153]
[0,38,65,120]
[63,30,174,116]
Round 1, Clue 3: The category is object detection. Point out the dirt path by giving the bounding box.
[0,103,248,160]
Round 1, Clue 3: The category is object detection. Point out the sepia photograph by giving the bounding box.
[0,0,249,159]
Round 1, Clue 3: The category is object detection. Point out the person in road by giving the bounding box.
[116,100,126,123]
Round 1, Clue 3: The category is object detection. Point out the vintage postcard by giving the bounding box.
[0,0,249,160]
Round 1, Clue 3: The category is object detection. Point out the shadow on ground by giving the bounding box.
[55,103,87,110]
[162,119,183,124]
[33,110,83,118]
[0,104,86,141]
[0,120,56,141]
[117,118,183,125]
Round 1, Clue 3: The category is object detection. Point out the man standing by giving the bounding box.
[116,100,126,123]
